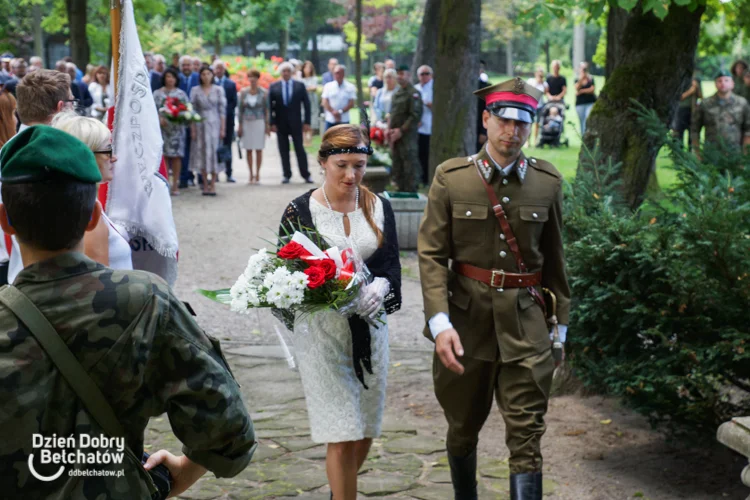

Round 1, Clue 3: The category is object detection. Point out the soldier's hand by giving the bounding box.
[144,450,207,498]
[436,328,465,375]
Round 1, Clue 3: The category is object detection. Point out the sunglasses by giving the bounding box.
[94,147,113,157]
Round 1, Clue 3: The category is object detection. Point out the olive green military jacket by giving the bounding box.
[691,92,750,150]
[389,83,423,135]
[0,253,256,499]
[418,146,571,362]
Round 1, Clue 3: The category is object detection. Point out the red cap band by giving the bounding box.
[485,91,538,109]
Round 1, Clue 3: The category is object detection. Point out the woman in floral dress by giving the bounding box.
[154,68,189,195]
[189,66,226,196]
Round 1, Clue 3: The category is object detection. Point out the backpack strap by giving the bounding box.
[0,285,159,494]
[0,285,126,438]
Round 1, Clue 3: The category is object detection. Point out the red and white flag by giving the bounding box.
[106,0,178,285]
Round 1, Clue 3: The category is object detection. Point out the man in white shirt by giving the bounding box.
[321,65,356,131]
[414,65,433,185]
[0,69,74,284]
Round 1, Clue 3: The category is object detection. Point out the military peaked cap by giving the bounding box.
[474,77,544,124]
[0,125,102,184]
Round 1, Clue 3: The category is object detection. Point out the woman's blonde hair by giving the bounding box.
[318,124,383,247]
[50,110,111,151]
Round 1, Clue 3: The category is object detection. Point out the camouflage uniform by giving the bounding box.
[389,83,423,192]
[0,253,256,499]
[691,92,750,151]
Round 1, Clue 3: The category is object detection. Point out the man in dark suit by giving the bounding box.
[214,60,238,182]
[4,58,27,96]
[64,63,93,114]
[269,62,313,184]
[150,54,165,92]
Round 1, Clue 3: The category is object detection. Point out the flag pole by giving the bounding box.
[110,0,121,100]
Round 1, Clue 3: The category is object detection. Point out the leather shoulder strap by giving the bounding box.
[472,158,528,273]
[472,161,547,315]
[0,285,125,438]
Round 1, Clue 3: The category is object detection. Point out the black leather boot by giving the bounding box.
[510,472,542,500]
[447,449,478,500]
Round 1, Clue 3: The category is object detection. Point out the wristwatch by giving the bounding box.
[337,109,343,115]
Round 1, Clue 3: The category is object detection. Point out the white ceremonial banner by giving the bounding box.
[109,0,179,285]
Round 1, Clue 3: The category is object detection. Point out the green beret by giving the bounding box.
[0,125,102,184]
[397,64,410,72]
[715,69,732,80]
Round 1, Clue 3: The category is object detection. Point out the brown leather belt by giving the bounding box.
[452,262,541,289]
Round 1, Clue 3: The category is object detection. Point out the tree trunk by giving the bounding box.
[429,0,481,182]
[578,3,704,209]
[606,5,630,78]
[279,22,289,60]
[32,3,44,66]
[505,38,513,76]
[573,21,585,69]
[355,0,364,107]
[213,33,221,57]
[411,0,441,82]
[544,39,550,74]
[65,0,89,69]
[311,33,320,72]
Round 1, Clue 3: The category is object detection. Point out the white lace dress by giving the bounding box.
[293,196,389,444]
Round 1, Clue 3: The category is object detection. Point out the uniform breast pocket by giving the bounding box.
[452,202,488,244]
[518,205,549,242]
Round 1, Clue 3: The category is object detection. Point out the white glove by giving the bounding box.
[357,277,390,319]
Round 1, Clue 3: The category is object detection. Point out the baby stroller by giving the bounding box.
[536,101,570,148]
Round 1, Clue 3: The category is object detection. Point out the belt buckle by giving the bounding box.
[490,269,506,289]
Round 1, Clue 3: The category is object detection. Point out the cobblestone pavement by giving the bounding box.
[156,142,747,499]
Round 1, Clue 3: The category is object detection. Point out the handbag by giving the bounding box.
[0,285,172,500]
[217,144,232,163]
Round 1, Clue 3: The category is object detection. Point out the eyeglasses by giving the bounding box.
[94,147,113,157]
[419,72,431,76]
[64,98,79,107]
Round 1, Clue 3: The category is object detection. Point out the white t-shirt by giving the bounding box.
[321,80,357,124]
[526,78,548,107]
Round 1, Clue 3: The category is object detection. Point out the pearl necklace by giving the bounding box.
[322,182,359,213]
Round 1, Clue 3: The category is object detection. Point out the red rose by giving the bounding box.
[277,241,306,260]
[311,258,337,280]
[304,266,326,289]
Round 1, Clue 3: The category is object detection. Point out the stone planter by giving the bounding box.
[717,416,750,499]
[362,166,390,194]
[382,192,427,250]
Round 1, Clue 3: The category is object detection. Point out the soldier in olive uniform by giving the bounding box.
[418,78,570,500]
[691,69,750,154]
[0,126,256,498]
[388,64,423,192]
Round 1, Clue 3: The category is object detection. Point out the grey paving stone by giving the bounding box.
[296,445,328,461]
[177,480,226,499]
[357,472,418,496]
[360,453,424,477]
[251,442,287,461]
[273,437,319,452]
[383,435,446,455]
[426,467,453,484]
[407,485,454,500]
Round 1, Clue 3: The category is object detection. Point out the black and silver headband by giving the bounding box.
[319,106,374,158]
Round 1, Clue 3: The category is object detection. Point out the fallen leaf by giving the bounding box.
[600,419,612,425]
[392,362,402,367]
[649,217,657,225]
[268,444,280,449]
[564,429,586,436]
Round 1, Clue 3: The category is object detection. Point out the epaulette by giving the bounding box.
[527,157,562,179]
[440,155,474,173]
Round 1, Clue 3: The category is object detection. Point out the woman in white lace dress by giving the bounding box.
[278,124,402,500]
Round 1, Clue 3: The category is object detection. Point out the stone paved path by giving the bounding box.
[157,140,748,499]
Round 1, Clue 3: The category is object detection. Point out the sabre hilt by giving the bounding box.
[543,288,564,363]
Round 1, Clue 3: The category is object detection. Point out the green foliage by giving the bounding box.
[342,21,377,61]
[384,0,423,55]
[565,104,750,437]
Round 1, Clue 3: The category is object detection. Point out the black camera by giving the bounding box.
[141,452,173,500]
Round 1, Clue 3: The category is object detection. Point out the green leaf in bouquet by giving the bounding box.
[197,288,233,305]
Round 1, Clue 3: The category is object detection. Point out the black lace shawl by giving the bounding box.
[278,190,402,388]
